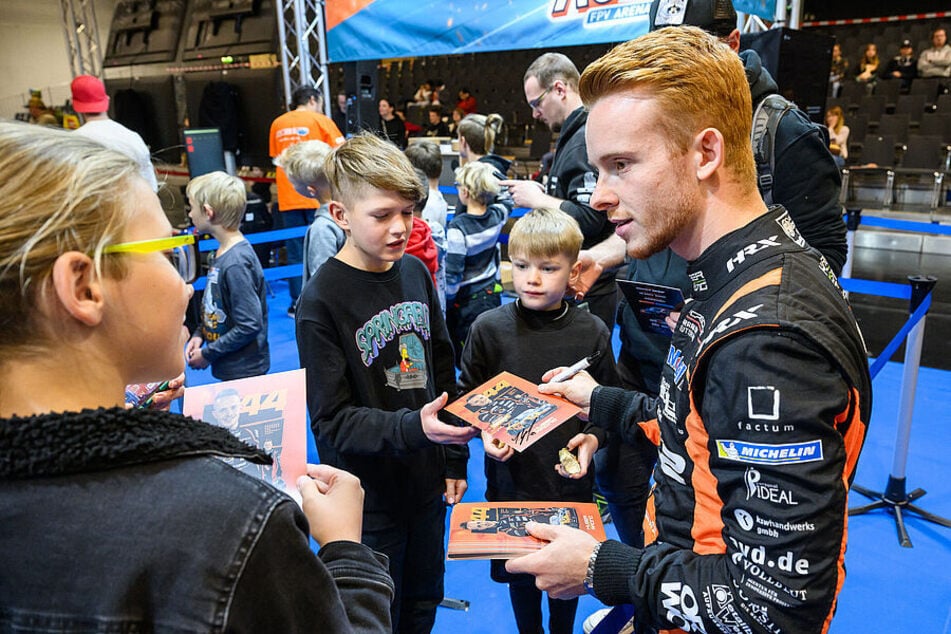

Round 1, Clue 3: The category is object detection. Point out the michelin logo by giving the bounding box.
[717,439,823,465]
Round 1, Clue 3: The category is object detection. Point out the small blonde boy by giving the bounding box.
[445,160,509,366]
[276,140,345,285]
[456,207,618,634]
[185,171,269,380]
[294,133,476,632]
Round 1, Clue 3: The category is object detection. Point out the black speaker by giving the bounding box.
[183,128,226,178]
[740,28,834,124]
[342,60,380,135]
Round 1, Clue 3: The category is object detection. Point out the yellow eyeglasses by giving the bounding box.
[102,234,199,283]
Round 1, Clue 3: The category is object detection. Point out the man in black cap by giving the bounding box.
[882,39,918,92]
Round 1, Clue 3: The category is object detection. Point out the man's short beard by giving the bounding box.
[626,189,698,260]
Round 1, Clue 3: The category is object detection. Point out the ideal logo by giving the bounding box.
[726,236,781,273]
[745,467,799,506]
[665,345,688,385]
[730,537,811,576]
[700,304,763,348]
[717,439,823,465]
[660,582,707,633]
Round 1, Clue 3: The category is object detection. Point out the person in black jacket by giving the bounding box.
[379,97,406,149]
[423,106,450,137]
[0,121,394,633]
[881,39,918,92]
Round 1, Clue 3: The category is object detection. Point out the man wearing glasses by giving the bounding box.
[501,52,618,332]
[501,52,644,555]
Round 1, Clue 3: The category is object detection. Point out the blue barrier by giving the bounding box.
[859,214,951,236]
[839,276,933,380]
[844,273,946,546]
[198,226,308,252]
[867,291,932,380]
[192,264,301,291]
[192,226,309,289]
[839,277,911,300]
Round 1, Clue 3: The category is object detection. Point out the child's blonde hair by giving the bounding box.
[454,161,501,206]
[324,133,424,209]
[185,171,247,230]
[277,140,332,191]
[508,208,583,262]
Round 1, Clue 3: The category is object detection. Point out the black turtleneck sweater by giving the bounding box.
[457,300,618,502]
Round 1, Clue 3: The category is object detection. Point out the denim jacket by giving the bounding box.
[0,407,393,633]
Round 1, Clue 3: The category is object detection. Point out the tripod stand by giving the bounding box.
[849,276,951,547]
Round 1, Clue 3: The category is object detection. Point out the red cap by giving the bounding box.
[71,75,110,113]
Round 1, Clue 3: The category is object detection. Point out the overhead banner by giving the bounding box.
[732,0,776,21]
[326,0,653,62]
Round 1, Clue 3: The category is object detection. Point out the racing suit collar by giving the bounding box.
[685,205,804,301]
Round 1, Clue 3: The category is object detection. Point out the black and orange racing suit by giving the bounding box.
[588,207,872,634]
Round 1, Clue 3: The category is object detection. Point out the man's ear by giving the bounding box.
[568,258,583,288]
[328,200,350,232]
[49,252,106,326]
[694,128,724,181]
[726,29,742,53]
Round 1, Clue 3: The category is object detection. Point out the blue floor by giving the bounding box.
[185,278,951,633]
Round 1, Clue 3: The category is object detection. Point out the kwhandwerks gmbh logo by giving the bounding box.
[549,0,652,27]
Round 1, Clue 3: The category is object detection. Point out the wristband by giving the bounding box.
[583,541,602,597]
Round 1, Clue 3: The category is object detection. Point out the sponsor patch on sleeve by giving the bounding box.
[716,439,823,465]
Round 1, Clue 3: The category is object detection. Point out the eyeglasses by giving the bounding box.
[528,86,552,111]
[103,234,199,283]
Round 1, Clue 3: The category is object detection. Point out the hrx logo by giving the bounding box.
[726,236,781,272]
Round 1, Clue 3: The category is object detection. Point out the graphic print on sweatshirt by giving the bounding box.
[200,266,227,342]
[355,301,431,391]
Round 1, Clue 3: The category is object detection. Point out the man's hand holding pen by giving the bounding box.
[537,366,602,420]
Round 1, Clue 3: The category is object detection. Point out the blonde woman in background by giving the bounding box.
[856,42,880,83]
[826,105,850,168]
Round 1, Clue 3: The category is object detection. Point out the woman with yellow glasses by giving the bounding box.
[0,121,393,631]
